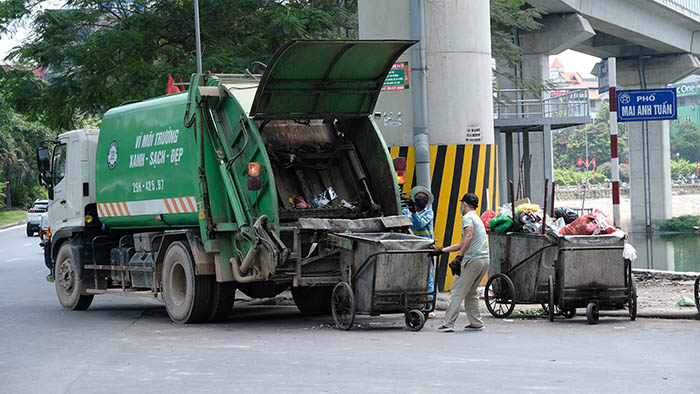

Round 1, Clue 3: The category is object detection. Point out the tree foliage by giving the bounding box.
[553,104,627,170]
[1,0,358,129]
[490,0,547,92]
[671,121,700,163]
[0,92,50,209]
[670,158,699,179]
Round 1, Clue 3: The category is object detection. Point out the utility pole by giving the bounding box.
[194,0,203,73]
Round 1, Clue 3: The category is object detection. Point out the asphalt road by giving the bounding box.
[1,224,699,394]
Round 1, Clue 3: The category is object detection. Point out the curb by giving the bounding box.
[0,220,26,230]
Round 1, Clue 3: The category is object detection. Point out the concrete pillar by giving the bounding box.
[627,118,672,231]
[360,0,497,291]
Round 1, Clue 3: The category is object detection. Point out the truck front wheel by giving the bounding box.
[162,241,211,324]
[55,243,94,310]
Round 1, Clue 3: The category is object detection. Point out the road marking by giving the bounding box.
[8,257,24,262]
[23,242,33,246]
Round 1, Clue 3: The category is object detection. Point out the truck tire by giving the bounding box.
[208,281,236,323]
[162,241,211,324]
[291,286,333,316]
[55,242,94,310]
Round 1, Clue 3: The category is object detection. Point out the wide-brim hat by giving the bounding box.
[410,185,434,205]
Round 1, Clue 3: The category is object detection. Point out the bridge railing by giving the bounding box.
[656,0,700,22]
[493,88,590,120]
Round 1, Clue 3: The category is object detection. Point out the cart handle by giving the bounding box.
[351,249,435,282]
[504,243,558,276]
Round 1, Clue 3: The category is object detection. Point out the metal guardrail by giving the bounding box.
[493,88,590,120]
[656,0,700,22]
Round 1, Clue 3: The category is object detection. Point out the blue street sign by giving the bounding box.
[616,88,677,122]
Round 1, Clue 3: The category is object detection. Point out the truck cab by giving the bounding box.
[37,129,99,268]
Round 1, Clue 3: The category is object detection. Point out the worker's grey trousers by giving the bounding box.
[443,257,489,328]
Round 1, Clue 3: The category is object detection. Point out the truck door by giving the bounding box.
[50,138,84,228]
[49,142,69,229]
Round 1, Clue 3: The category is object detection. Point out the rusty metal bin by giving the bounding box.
[488,232,557,304]
[554,234,635,324]
[484,231,636,324]
[329,233,435,330]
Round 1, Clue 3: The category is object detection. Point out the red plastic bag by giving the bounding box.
[592,209,615,235]
[559,209,616,235]
[480,209,497,230]
[559,213,597,235]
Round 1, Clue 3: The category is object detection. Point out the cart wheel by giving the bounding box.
[405,309,426,331]
[484,274,516,318]
[562,308,576,319]
[586,302,599,325]
[331,282,355,330]
[629,282,638,321]
[548,276,555,322]
[694,276,699,318]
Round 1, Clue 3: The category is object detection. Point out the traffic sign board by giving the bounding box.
[598,59,608,94]
[616,88,677,122]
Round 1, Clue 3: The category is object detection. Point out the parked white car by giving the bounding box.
[26,199,48,236]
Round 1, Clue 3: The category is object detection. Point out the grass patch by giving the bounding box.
[0,210,26,227]
[659,215,700,232]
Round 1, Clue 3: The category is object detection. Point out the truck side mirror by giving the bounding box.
[36,147,52,187]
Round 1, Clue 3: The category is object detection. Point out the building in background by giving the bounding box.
[669,75,700,134]
[550,57,603,119]
[1,65,45,80]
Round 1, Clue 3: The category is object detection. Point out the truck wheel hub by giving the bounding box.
[58,261,75,292]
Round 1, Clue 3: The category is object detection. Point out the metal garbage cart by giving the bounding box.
[484,232,637,324]
[484,232,557,317]
[327,233,436,330]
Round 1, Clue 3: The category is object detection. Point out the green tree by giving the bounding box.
[0,88,52,208]
[1,0,358,129]
[671,121,700,163]
[490,0,546,92]
[553,104,627,169]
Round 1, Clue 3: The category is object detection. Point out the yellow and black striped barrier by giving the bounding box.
[389,144,498,291]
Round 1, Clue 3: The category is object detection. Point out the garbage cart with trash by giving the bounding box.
[326,233,436,330]
[483,180,637,324]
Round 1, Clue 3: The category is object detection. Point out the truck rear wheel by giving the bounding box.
[208,282,236,322]
[162,241,211,324]
[291,286,333,316]
[55,243,94,310]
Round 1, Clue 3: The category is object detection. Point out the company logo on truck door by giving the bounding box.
[107,141,118,169]
[97,196,197,217]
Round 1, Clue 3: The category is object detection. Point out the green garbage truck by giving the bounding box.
[37,40,434,325]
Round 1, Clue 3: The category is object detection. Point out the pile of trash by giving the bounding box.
[481,198,618,237]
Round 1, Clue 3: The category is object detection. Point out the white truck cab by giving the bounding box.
[44,129,99,238]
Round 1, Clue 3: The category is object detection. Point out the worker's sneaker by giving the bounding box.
[464,325,484,331]
[437,325,454,332]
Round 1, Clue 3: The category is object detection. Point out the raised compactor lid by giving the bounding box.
[249,40,416,120]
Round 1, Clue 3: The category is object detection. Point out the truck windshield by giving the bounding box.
[53,144,67,185]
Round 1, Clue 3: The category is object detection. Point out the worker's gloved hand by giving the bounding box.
[406,199,416,213]
[430,246,444,256]
[449,255,463,276]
